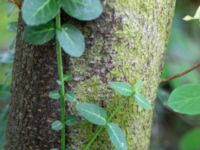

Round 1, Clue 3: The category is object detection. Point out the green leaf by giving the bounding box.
[61,0,103,21]
[49,91,60,100]
[167,84,200,115]
[76,102,107,125]
[50,148,59,150]
[108,82,133,96]
[134,80,143,92]
[7,21,18,32]
[23,22,56,45]
[65,91,77,102]
[180,128,200,150]
[66,115,78,126]
[57,24,85,57]
[51,120,64,131]
[63,72,73,82]
[106,123,128,150]
[56,80,62,86]
[134,93,152,110]
[22,0,60,25]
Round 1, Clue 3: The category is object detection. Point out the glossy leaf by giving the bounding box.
[66,115,78,126]
[23,22,56,45]
[134,93,152,110]
[180,128,200,150]
[108,82,133,96]
[51,120,64,131]
[49,91,60,100]
[167,84,200,115]
[57,24,85,57]
[106,123,128,150]
[65,91,77,102]
[76,102,107,125]
[61,0,103,21]
[22,0,60,25]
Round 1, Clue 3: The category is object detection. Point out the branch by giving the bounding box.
[161,63,200,83]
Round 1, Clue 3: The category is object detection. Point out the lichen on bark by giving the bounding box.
[68,0,176,149]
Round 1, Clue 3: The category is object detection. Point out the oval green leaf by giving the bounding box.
[76,102,107,125]
[49,91,60,100]
[57,24,85,57]
[23,22,56,45]
[167,84,200,115]
[66,115,78,126]
[22,0,60,25]
[61,0,103,21]
[180,128,200,150]
[106,123,128,150]
[51,120,64,131]
[134,93,152,110]
[108,82,133,96]
[65,91,77,102]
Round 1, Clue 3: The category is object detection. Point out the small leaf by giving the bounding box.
[23,22,56,45]
[65,92,77,102]
[180,128,200,150]
[134,93,152,110]
[134,80,143,92]
[194,6,200,19]
[106,123,128,150]
[61,0,103,21]
[51,120,64,131]
[49,91,60,100]
[57,24,85,57]
[66,115,78,126]
[22,0,60,25]
[63,72,73,82]
[76,102,107,125]
[183,15,194,21]
[56,80,62,85]
[50,148,59,150]
[108,82,133,96]
[7,21,18,32]
[167,84,200,115]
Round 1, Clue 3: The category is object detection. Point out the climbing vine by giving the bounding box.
[9,0,152,150]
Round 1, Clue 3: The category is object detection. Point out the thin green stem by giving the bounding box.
[56,10,66,150]
[83,97,129,150]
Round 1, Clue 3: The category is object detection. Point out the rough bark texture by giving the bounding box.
[6,0,175,150]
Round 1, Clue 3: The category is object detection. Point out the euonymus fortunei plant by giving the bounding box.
[166,6,200,115]
[19,0,152,149]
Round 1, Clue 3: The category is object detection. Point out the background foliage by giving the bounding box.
[0,0,200,149]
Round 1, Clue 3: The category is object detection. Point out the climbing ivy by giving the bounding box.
[9,0,153,149]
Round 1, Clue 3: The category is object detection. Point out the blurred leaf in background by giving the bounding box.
[0,1,18,149]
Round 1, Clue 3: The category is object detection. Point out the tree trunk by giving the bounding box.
[5,1,176,150]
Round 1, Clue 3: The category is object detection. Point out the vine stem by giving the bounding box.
[56,10,66,150]
[161,62,200,83]
[83,97,129,150]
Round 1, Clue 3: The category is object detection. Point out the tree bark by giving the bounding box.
[5,0,176,150]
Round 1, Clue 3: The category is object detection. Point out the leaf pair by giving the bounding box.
[76,103,128,150]
[108,81,152,110]
[23,23,85,57]
[51,115,78,131]
[22,0,103,26]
